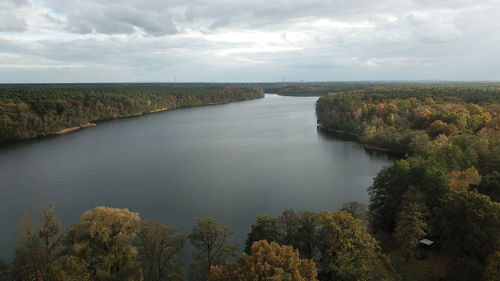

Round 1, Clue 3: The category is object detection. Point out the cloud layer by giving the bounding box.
[0,0,499,82]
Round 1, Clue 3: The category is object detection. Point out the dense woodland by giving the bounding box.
[259,81,500,97]
[317,85,500,280]
[0,204,396,281]
[0,84,264,142]
[0,83,499,280]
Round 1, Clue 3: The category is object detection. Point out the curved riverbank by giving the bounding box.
[0,84,264,143]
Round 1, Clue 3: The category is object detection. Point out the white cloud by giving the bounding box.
[0,0,498,82]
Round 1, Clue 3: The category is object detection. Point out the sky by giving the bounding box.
[0,0,499,83]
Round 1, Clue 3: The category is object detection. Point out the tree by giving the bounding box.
[482,250,500,281]
[11,206,64,281]
[65,206,143,281]
[369,160,411,231]
[449,167,481,191]
[189,218,236,281]
[279,209,299,246]
[209,240,318,281]
[38,205,64,280]
[341,201,369,227]
[395,187,428,262]
[0,258,9,281]
[434,191,500,280]
[137,219,186,281]
[318,210,390,281]
[244,215,282,253]
[472,172,500,202]
[295,211,319,260]
[57,256,92,281]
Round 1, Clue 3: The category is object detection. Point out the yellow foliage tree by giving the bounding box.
[209,240,318,281]
[66,206,143,281]
[449,167,482,191]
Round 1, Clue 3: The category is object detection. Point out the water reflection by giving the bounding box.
[316,127,401,161]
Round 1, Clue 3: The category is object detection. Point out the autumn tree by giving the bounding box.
[244,215,283,253]
[209,240,318,281]
[318,210,390,281]
[395,187,428,262]
[65,206,143,281]
[137,219,186,281]
[189,218,236,281]
[449,167,482,191]
[11,206,64,281]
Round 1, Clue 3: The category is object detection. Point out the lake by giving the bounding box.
[0,94,395,259]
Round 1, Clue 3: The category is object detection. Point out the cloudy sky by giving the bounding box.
[1,0,499,82]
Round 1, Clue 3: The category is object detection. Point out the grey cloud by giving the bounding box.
[41,1,179,35]
[1,0,499,82]
[0,12,28,32]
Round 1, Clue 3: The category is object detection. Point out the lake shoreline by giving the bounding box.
[318,127,405,156]
[0,96,263,145]
[55,123,97,135]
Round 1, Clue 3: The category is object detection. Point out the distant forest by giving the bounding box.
[0,84,264,142]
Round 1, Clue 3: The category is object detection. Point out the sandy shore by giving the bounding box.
[56,123,96,135]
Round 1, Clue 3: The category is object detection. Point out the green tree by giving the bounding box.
[189,218,236,281]
[137,219,186,281]
[295,211,319,260]
[369,160,411,231]
[279,209,299,246]
[395,187,428,262]
[65,206,143,281]
[244,215,283,253]
[472,171,500,202]
[209,240,318,281]
[434,191,500,280]
[318,210,390,281]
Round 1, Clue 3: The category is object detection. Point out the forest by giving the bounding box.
[0,84,264,143]
[316,85,500,280]
[0,204,397,281]
[258,81,500,97]
[0,83,498,280]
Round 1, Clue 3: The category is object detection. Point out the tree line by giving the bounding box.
[316,86,500,280]
[0,84,264,142]
[0,203,397,281]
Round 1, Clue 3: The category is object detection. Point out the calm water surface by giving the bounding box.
[0,94,395,259]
